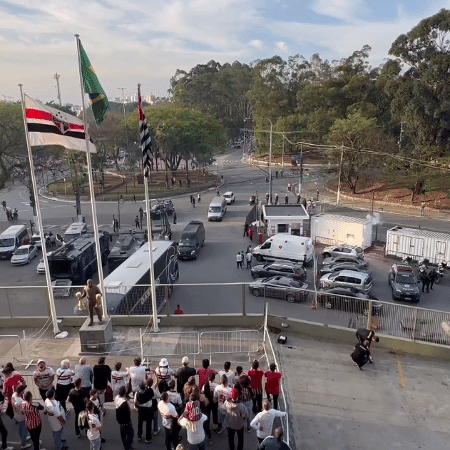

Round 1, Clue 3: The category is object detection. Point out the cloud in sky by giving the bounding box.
[1,0,450,105]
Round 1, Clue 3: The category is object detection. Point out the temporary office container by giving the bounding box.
[310,214,372,249]
[386,226,450,264]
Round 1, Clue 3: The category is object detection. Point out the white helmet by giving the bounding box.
[159,358,169,367]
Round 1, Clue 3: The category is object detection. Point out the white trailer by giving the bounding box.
[311,214,372,249]
[386,226,450,264]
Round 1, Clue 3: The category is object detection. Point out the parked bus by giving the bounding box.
[104,240,179,315]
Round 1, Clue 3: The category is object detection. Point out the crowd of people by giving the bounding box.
[0,355,290,450]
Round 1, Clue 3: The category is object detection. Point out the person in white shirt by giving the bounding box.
[167,380,182,414]
[86,401,102,450]
[158,391,180,450]
[33,359,55,401]
[45,389,67,450]
[55,359,74,414]
[250,400,287,444]
[127,357,148,395]
[218,361,235,387]
[213,375,231,433]
[12,385,31,449]
[111,362,129,397]
[178,411,207,450]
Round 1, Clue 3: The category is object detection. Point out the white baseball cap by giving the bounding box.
[159,358,169,367]
[182,356,189,365]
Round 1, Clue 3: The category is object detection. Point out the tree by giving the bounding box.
[327,111,396,193]
[383,9,450,195]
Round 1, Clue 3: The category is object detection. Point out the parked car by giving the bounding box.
[248,276,308,303]
[319,270,373,294]
[322,245,364,259]
[37,251,53,274]
[317,287,381,314]
[251,262,306,281]
[223,192,235,204]
[388,263,421,303]
[322,255,369,268]
[11,244,38,265]
[319,262,370,277]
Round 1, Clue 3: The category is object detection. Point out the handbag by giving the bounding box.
[104,385,113,403]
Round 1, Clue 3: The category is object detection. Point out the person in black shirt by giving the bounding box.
[351,341,372,371]
[175,357,196,404]
[356,329,379,348]
[115,386,134,450]
[93,356,112,404]
[135,380,155,444]
[68,378,87,437]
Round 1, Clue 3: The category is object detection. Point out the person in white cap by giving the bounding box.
[154,359,174,393]
[175,357,196,404]
[33,359,55,401]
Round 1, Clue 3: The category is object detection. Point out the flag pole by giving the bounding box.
[75,34,108,319]
[18,84,60,335]
[138,84,159,332]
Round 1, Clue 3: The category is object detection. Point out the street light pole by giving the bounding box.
[336,144,344,206]
[266,119,273,204]
[118,87,128,147]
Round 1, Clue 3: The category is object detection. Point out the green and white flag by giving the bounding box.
[78,41,109,126]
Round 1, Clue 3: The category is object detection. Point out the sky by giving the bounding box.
[1,0,449,106]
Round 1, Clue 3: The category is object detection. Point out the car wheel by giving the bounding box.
[255,254,263,262]
[323,252,331,258]
[252,288,262,297]
[286,294,296,303]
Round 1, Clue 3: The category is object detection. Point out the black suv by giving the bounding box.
[388,263,420,303]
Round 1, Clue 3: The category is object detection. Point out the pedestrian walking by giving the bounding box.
[421,202,425,216]
[79,280,103,326]
[68,378,87,437]
[74,357,93,400]
[216,188,220,196]
[45,389,67,450]
[55,359,75,414]
[246,251,252,269]
[316,189,320,201]
[192,197,196,208]
[248,360,264,414]
[243,222,249,237]
[429,268,438,290]
[197,194,201,203]
[259,427,292,450]
[120,195,124,203]
[265,193,269,204]
[418,269,430,293]
[33,359,55,402]
[158,391,180,450]
[284,195,288,205]
[135,380,155,443]
[133,194,136,203]
[115,386,134,450]
[250,401,286,445]
[274,194,278,205]
[224,388,247,450]
[351,341,372,371]
[248,226,254,241]
[1,200,6,210]
[190,194,194,204]
[22,391,44,450]
[86,401,102,450]
[355,329,379,348]
[296,194,300,204]
[236,252,243,269]
[173,211,177,224]
[12,384,31,449]
[264,364,282,410]
[135,215,141,229]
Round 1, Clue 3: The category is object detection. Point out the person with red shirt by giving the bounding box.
[174,305,184,315]
[248,360,264,414]
[264,363,282,410]
[2,364,24,405]
[197,359,217,391]
[21,391,44,450]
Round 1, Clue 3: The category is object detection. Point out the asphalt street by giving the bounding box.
[1,147,450,319]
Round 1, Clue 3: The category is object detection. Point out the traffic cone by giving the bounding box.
[310,300,316,310]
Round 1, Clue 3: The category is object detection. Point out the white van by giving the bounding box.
[64,222,87,242]
[0,225,29,259]
[208,197,227,221]
[252,234,314,265]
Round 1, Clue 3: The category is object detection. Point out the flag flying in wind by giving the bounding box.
[78,40,109,126]
[25,95,96,153]
[138,89,152,177]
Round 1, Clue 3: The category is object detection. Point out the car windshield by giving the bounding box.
[179,238,195,246]
[0,238,14,247]
[14,248,28,255]
[210,206,221,212]
[397,274,416,283]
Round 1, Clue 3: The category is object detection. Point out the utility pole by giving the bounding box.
[267,119,273,204]
[54,73,62,105]
[336,144,344,206]
[118,88,128,147]
[398,122,403,151]
[299,142,303,197]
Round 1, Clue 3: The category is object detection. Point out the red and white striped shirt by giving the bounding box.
[22,401,43,429]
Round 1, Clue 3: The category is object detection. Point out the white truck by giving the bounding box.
[207,196,227,221]
[311,213,372,249]
[252,234,314,265]
[386,226,450,265]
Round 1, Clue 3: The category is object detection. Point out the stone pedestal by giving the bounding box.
[79,318,113,354]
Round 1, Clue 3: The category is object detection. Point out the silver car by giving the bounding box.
[322,245,364,259]
[11,244,38,265]
[249,276,309,303]
[319,270,373,294]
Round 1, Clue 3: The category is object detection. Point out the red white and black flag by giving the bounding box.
[138,85,152,177]
[25,95,96,153]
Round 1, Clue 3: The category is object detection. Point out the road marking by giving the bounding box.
[396,355,406,388]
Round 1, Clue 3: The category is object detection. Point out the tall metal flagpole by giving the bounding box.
[138,83,159,332]
[19,85,60,334]
[75,34,108,319]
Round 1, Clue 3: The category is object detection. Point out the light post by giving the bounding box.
[266,119,273,204]
[118,87,128,147]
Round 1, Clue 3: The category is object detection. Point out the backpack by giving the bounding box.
[78,410,89,431]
